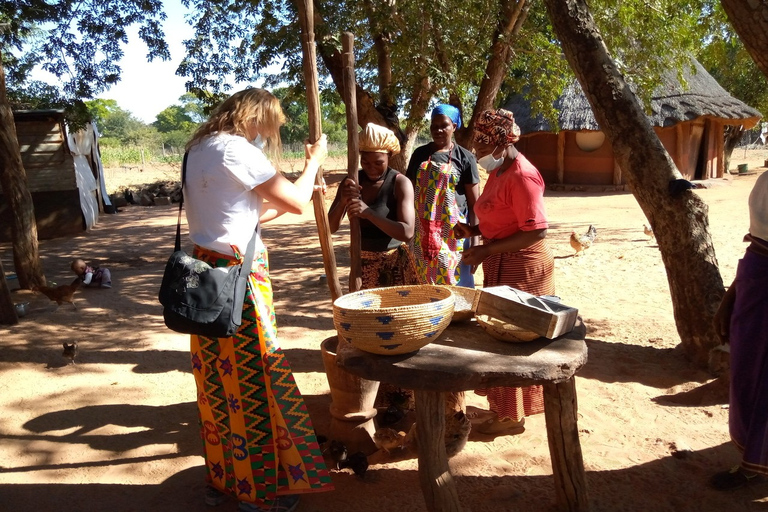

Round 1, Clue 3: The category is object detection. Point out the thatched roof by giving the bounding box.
[505,59,762,133]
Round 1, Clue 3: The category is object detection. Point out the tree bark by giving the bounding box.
[543,0,724,368]
[720,0,768,80]
[458,0,531,148]
[723,125,744,173]
[312,2,408,171]
[0,49,45,290]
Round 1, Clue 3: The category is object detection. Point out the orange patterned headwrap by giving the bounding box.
[473,108,521,147]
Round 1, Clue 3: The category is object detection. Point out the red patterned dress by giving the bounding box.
[473,153,554,422]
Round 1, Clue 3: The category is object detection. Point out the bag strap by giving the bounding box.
[178,152,258,274]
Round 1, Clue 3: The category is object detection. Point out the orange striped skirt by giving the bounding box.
[475,238,555,421]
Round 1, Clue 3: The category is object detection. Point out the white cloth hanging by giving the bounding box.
[67,124,100,230]
[90,122,112,208]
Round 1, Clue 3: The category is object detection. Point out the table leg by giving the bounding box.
[415,390,462,512]
[543,378,590,511]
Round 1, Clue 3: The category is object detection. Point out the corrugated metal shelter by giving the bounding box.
[0,110,102,241]
[506,59,762,187]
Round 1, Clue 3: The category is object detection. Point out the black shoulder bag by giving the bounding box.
[158,153,257,338]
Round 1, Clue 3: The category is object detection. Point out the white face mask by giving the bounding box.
[251,134,264,150]
[478,148,503,171]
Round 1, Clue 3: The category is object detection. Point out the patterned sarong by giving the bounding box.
[360,244,422,289]
[190,245,333,506]
[475,238,555,422]
[729,248,768,475]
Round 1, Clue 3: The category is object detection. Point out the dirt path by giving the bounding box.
[1,150,767,512]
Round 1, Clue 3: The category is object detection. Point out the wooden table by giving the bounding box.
[335,318,589,512]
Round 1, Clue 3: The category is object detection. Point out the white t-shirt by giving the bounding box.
[184,133,277,256]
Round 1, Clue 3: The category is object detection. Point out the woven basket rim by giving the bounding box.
[334,284,454,312]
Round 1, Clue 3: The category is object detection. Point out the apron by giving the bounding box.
[412,146,467,285]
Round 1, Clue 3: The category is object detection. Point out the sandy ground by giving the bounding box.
[2,149,768,512]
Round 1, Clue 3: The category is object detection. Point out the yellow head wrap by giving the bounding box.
[359,123,401,155]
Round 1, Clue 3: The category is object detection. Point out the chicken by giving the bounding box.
[643,224,655,242]
[62,342,78,365]
[325,439,348,469]
[33,277,81,309]
[373,427,407,453]
[404,411,472,458]
[570,224,597,256]
[338,451,368,477]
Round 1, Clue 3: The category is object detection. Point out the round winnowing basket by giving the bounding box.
[448,286,479,323]
[476,313,540,343]
[333,285,455,355]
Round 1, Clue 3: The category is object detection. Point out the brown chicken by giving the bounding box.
[404,410,472,458]
[643,223,655,242]
[570,224,597,256]
[33,277,81,309]
[373,427,407,453]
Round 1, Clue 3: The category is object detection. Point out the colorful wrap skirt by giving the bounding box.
[360,244,422,289]
[190,245,333,506]
[729,249,768,475]
[474,238,555,422]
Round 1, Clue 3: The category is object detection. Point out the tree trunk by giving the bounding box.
[0,49,45,290]
[543,0,724,368]
[312,2,408,171]
[457,0,531,148]
[0,259,19,325]
[721,0,768,80]
[723,125,744,173]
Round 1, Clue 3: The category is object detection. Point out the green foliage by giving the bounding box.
[696,2,768,117]
[3,1,170,98]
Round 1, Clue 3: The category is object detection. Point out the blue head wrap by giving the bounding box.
[431,104,462,129]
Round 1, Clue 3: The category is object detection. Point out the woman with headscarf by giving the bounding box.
[329,123,418,288]
[406,104,480,287]
[455,108,554,435]
[183,88,333,512]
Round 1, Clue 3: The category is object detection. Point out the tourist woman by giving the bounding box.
[183,88,333,512]
[329,123,418,288]
[406,104,480,287]
[455,108,554,435]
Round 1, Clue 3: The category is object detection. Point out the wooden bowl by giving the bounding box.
[476,313,540,343]
[333,285,455,355]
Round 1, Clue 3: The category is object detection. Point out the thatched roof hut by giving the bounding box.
[506,59,762,188]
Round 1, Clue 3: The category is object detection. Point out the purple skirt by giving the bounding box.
[729,249,768,474]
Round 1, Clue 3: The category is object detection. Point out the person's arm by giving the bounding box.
[461,228,547,266]
[254,136,327,215]
[348,173,415,242]
[328,177,359,233]
[464,182,480,248]
[713,280,737,344]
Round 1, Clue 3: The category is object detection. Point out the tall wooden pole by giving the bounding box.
[342,32,362,293]
[297,0,343,302]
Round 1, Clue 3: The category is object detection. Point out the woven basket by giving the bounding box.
[476,313,540,343]
[448,286,479,323]
[333,285,455,355]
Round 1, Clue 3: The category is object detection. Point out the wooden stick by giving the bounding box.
[342,32,362,293]
[297,0,343,302]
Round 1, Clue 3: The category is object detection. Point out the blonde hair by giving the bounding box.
[186,88,286,154]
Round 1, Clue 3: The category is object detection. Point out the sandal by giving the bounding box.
[204,485,228,507]
[239,495,300,512]
[477,416,525,435]
[709,465,765,491]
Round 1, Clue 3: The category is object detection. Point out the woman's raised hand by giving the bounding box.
[340,178,362,205]
[305,134,328,166]
[347,198,371,219]
[453,222,474,239]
